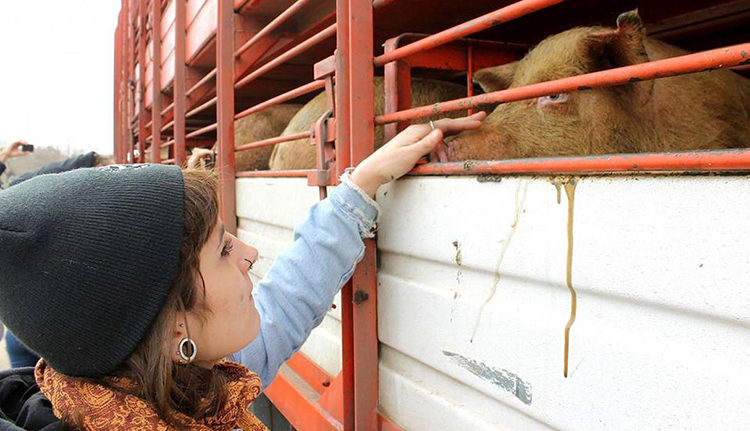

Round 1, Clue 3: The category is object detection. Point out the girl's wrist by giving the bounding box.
[348,168,380,198]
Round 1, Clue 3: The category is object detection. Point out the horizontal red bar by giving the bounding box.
[374,0,564,66]
[186,68,217,98]
[236,131,310,152]
[235,80,325,120]
[376,43,750,125]
[236,169,313,177]
[235,24,336,89]
[409,149,750,175]
[185,123,217,139]
[235,0,312,57]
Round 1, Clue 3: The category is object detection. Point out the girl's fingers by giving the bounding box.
[432,112,487,135]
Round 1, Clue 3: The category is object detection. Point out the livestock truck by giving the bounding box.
[114,0,750,429]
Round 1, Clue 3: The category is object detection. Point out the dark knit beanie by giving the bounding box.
[0,164,184,377]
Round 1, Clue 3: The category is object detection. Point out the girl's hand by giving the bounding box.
[350,112,486,197]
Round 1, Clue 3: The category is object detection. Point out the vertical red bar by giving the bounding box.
[138,0,147,163]
[348,0,378,429]
[151,0,162,163]
[383,37,411,143]
[335,0,355,429]
[174,0,187,166]
[217,0,237,234]
[466,44,474,116]
[114,15,121,162]
[127,0,136,163]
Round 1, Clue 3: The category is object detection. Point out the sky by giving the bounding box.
[0,1,121,156]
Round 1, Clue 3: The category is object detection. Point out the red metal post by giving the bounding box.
[217,0,237,235]
[114,14,121,161]
[335,0,354,428]
[151,0,162,163]
[383,37,412,143]
[348,0,378,429]
[127,0,136,163]
[174,0,187,166]
[138,0,148,163]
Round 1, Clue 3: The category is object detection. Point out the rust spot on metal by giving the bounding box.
[577,85,592,91]
[322,380,331,387]
[741,50,748,59]
[463,160,478,171]
[431,103,441,114]
[628,77,642,83]
[353,290,369,304]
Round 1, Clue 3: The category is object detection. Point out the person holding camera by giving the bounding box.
[0,141,32,176]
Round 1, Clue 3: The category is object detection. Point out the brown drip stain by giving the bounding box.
[470,181,528,342]
[562,180,578,378]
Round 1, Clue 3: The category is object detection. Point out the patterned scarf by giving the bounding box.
[35,359,268,431]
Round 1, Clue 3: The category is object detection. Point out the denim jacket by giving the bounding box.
[229,174,379,388]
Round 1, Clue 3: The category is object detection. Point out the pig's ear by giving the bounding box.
[582,9,649,70]
[473,62,518,93]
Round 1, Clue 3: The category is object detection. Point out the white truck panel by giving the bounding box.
[236,175,750,430]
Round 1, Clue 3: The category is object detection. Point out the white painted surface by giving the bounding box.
[236,175,750,430]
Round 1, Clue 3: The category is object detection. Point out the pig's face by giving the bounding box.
[447,12,657,160]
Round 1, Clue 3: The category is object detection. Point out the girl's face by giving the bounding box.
[173,221,260,367]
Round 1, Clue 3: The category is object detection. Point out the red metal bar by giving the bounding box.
[335,0,354,428]
[466,44,474,116]
[186,96,217,118]
[286,352,333,395]
[174,0,187,165]
[114,13,122,161]
[125,0,136,163]
[234,23,336,89]
[236,131,310,152]
[235,169,312,177]
[186,68,216,98]
[235,80,325,120]
[236,0,312,57]
[372,0,397,8]
[160,101,174,117]
[151,0,162,163]
[161,119,175,132]
[162,158,176,164]
[217,0,237,235]
[138,0,147,163]
[383,37,411,142]
[264,371,343,431]
[185,123,217,139]
[161,139,174,148]
[374,0,565,66]
[376,43,750,125]
[410,149,750,175]
[347,0,378,429]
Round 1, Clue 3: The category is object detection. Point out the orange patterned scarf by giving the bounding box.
[35,359,268,431]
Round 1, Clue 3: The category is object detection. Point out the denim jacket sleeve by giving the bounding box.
[230,174,379,388]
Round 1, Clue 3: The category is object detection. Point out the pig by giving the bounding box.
[269,78,471,170]
[234,104,302,171]
[446,10,750,161]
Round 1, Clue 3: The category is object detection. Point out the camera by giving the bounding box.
[21,144,34,152]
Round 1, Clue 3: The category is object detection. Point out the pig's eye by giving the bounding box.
[537,93,569,108]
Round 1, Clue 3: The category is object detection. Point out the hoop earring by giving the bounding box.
[177,337,197,363]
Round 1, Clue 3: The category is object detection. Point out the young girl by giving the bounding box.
[0,113,485,430]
